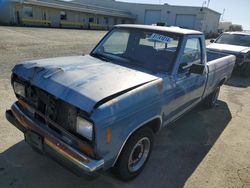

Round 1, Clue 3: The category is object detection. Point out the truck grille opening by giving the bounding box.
[26,86,78,133]
[12,75,92,144]
[12,75,97,159]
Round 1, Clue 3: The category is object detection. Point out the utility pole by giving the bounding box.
[202,1,207,8]
[221,8,225,21]
[207,0,210,8]
[200,1,207,33]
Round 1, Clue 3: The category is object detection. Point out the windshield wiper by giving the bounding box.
[91,53,109,62]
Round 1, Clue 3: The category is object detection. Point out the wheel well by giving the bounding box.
[142,118,162,134]
[218,78,226,86]
[112,117,162,167]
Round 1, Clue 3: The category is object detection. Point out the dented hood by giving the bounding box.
[13,55,158,113]
[207,43,250,54]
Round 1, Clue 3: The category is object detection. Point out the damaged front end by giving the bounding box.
[6,74,104,176]
[6,55,160,176]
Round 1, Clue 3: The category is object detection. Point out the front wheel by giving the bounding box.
[112,128,154,181]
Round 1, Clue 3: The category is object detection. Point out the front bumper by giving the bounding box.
[5,102,104,176]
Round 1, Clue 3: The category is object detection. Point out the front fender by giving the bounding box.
[91,80,163,169]
[111,114,162,167]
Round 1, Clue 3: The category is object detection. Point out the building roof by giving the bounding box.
[73,0,221,15]
[115,24,203,35]
[224,31,250,36]
[11,0,136,19]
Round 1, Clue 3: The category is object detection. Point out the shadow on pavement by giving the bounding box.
[0,101,232,188]
[226,75,250,88]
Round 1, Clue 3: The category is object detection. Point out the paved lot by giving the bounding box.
[0,26,250,188]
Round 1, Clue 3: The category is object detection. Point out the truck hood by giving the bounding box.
[13,55,159,113]
[207,43,250,54]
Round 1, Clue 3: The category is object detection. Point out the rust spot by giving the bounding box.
[106,128,111,144]
[45,139,90,164]
[18,99,29,109]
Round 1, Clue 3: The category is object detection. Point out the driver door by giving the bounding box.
[163,36,207,123]
[174,36,207,112]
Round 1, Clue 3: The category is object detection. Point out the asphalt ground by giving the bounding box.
[0,26,249,188]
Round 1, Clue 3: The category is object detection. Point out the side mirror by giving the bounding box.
[210,39,215,43]
[179,62,192,73]
[189,63,205,75]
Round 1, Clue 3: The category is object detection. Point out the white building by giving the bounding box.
[0,0,221,34]
[0,0,135,30]
[218,21,232,32]
[75,0,221,34]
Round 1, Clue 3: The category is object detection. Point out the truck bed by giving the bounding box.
[207,50,231,62]
[203,51,236,98]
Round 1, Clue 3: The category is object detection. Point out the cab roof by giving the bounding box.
[114,24,203,35]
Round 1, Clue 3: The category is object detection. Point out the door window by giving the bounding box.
[179,38,201,73]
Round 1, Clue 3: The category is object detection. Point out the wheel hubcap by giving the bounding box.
[128,137,150,173]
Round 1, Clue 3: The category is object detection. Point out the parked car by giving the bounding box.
[207,32,250,77]
[6,24,236,181]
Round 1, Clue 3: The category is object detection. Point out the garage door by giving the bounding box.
[175,14,196,29]
[144,10,161,25]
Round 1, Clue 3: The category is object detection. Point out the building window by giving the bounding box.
[114,18,117,25]
[23,6,33,18]
[60,11,67,20]
[89,17,94,23]
[122,19,125,24]
[97,18,100,24]
[104,17,109,25]
[43,12,47,20]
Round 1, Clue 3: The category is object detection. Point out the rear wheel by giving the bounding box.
[112,128,154,181]
[204,86,220,108]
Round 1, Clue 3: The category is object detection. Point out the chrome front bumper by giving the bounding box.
[6,102,104,176]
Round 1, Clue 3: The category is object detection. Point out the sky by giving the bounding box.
[117,0,250,30]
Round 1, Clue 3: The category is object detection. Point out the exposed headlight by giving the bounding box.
[76,116,93,141]
[13,81,26,98]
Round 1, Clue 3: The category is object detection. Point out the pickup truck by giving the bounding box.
[207,32,250,77]
[6,24,236,181]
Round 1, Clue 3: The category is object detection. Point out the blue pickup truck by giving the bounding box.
[6,25,235,181]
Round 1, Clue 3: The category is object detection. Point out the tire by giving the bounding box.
[112,128,154,181]
[204,86,220,108]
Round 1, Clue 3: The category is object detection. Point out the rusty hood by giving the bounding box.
[12,55,159,113]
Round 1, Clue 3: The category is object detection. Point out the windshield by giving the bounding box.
[91,28,181,73]
[215,34,250,47]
